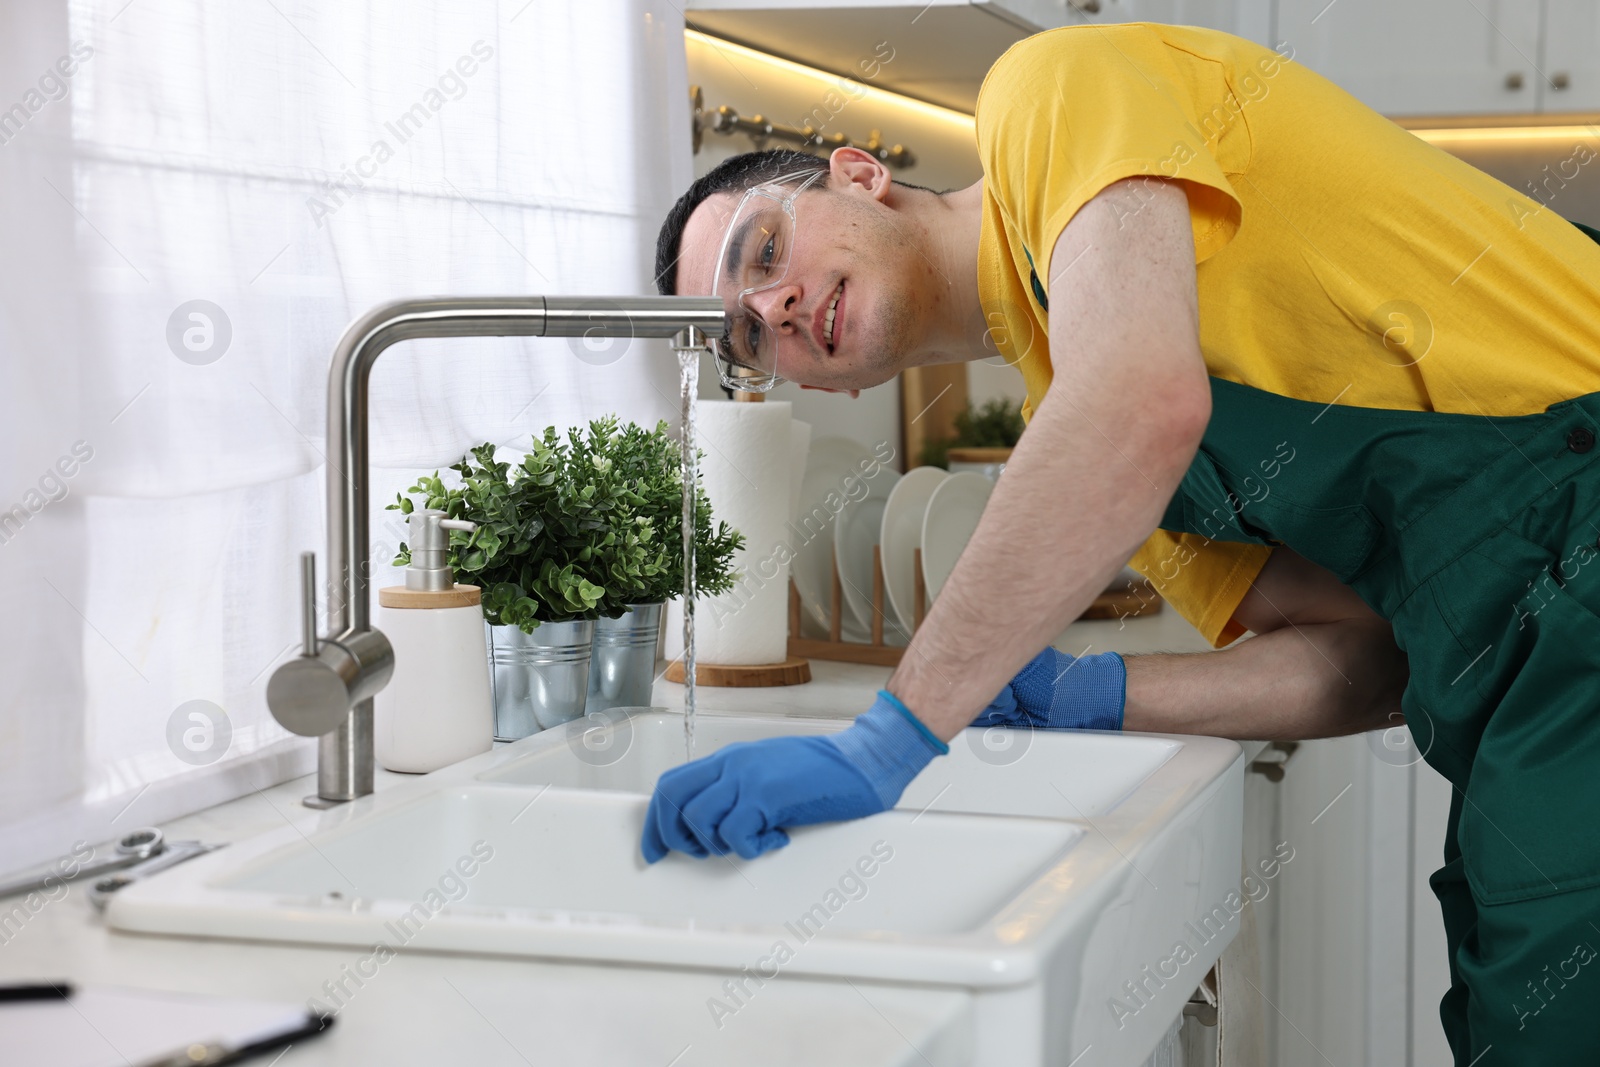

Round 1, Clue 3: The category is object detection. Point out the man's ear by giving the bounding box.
[799,384,862,399]
[828,146,893,203]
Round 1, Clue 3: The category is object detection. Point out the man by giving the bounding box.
[645,22,1600,1062]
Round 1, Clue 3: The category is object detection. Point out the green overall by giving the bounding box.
[1156,224,1600,1063]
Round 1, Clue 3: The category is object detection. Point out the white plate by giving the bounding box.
[921,472,995,604]
[879,466,948,635]
[833,465,905,643]
[793,437,880,640]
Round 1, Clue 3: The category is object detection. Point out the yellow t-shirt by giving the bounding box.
[974,23,1600,647]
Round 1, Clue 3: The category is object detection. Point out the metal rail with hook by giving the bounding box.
[690,85,917,169]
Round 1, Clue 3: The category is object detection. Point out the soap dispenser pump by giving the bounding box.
[374,509,494,773]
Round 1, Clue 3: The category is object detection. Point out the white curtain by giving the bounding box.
[0,0,693,870]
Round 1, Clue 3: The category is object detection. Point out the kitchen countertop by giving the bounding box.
[0,604,1232,1066]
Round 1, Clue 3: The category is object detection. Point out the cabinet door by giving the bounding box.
[1276,0,1543,115]
[1543,0,1600,111]
[1117,0,1241,32]
[991,0,1248,37]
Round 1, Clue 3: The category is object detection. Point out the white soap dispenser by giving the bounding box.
[375,509,494,773]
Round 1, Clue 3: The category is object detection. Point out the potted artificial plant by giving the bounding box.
[392,418,665,738]
[584,419,744,715]
[390,416,743,737]
[921,397,1027,480]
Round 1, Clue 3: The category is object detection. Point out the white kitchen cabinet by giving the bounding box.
[686,0,1281,116]
[1276,0,1600,117]
[1276,0,1543,115]
[687,0,1272,38]
[1128,0,1271,36]
[994,0,1273,42]
[1273,0,1536,116]
[1239,750,1286,1058]
[1266,731,1455,1066]
[1543,0,1600,111]
[691,0,1592,117]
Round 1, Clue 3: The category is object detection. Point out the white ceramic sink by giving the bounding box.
[109,708,1244,1067]
[478,709,1183,820]
[221,785,1083,938]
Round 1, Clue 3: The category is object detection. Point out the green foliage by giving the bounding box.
[919,436,952,471]
[599,419,745,603]
[389,417,744,633]
[956,396,1027,448]
[919,397,1026,469]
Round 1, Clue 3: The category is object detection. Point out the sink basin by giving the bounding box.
[108,708,1243,1067]
[223,785,1084,938]
[478,709,1182,820]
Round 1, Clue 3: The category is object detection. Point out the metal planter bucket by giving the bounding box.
[486,619,595,741]
[587,602,664,715]
[947,446,1013,483]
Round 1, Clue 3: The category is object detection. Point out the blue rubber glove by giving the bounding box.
[641,690,947,863]
[975,647,1127,732]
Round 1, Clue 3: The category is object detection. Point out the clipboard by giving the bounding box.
[0,983,332,1066]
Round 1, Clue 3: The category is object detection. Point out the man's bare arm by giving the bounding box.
[1123,547,1409,740]
[888,178,1212,741]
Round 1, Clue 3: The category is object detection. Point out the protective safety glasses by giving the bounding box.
[706,169,827,392]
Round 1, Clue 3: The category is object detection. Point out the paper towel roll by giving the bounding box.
[788,418,812,522]
[664,400,794,665]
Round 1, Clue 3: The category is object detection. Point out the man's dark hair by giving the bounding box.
[654,149,827,296]
[653,148,933,295]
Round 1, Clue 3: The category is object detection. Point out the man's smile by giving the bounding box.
[820,279,845,353]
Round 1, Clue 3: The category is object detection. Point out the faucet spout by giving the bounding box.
[267,295,725,808]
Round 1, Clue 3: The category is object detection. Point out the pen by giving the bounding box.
[0,981,73,1001]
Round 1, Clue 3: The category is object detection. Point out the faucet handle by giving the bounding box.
[267,550,395,738]
[299,550,319,658]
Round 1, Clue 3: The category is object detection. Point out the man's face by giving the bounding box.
[674,178,921,391]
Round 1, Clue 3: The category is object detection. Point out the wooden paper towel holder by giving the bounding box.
[663,655,812,687]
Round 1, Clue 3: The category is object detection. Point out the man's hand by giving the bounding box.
[977,648,1126,732]
[641,691,947,862]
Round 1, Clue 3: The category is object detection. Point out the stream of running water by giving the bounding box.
[677,349,699,759]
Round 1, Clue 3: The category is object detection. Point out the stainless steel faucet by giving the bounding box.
[266,296,725,807]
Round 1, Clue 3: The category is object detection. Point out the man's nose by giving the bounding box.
[743,282,802,336]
